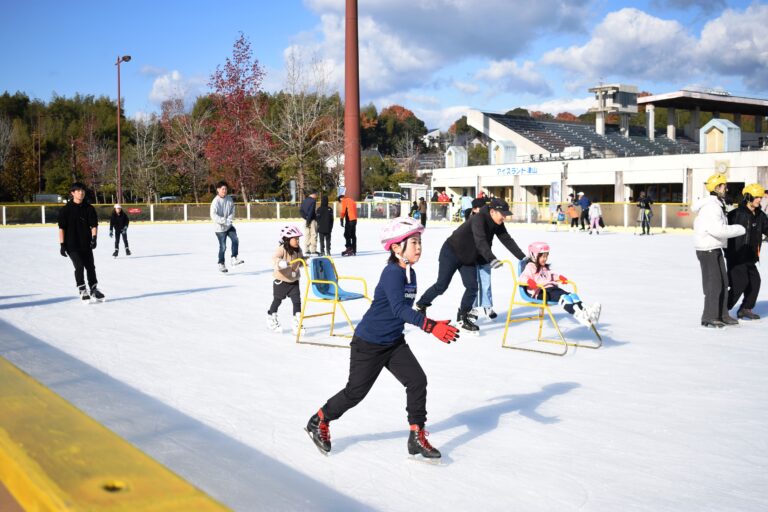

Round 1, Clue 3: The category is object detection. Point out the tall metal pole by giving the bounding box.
[343,0,361,200]
[116,56,123,203]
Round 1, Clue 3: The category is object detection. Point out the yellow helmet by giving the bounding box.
[742,183,765,199]
[705,173,727,193]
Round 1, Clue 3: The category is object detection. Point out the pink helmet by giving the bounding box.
[528,241,550,260]
[280,225,303,239]
[381,217,424,251]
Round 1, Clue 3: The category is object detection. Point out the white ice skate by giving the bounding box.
[573,308,592,328]
[218,263,228,273]
[292,313,306,336]
[231,256,244,266]
[484,307,498,320]
[266,312,281,332]
[586,303,601,325]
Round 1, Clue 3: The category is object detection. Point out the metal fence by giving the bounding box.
[0,201,695,230]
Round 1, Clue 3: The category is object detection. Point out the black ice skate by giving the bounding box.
[408,425,441,462]
[457,309,480,335]
[78,285,90,302]
[112,249,119,258]
[305,409,331,455]
[125,247,131,256]
[89,284,105,303]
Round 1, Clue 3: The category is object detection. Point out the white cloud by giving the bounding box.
[474,60,552,96]
[523,95,595,116]
[453,81,480,95]
[413,104,472,131]
[148,70,207,106]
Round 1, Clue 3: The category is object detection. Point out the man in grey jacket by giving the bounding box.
[210,181,244,273]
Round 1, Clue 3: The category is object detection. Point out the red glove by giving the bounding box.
[422,318,459,344]
[558,275,568,284]
[527,278,538,289]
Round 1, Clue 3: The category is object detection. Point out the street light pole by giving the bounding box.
[115,55,131,203]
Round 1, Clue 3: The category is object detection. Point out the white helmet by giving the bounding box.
[381,217,424,251]
[280,225,303,240]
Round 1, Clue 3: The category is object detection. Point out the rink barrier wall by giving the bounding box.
[0,356,231,511]
[0,201,695,232]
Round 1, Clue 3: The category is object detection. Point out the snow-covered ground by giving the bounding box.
[1,220,767,511]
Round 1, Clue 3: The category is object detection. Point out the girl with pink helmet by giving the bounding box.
[519,242,601,327]
[306,217,458,462]
[266,225,306,335]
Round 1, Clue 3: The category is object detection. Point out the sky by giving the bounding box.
[1,0,766,130]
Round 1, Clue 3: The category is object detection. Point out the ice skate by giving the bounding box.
[701,319,725,328]
[78,285,91,302]
[586,303,601,324]
[484,307,498,320]
[305,410,331,455]
[266,312,281,332]
[573,308,592,328]
[89,284,105,303]
[112,249,119,258]
[457,309,480,335]
[292,313,306,336]
[408,425,441,462]
[737,308,760,320]
[231,256,244,266]
[218,263,228,273]
[125,247,131,256]
[721,314,739,325]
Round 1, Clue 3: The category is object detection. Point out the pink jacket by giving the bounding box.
[519,262,564,298]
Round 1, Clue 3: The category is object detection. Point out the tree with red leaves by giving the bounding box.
[207,33,267,201]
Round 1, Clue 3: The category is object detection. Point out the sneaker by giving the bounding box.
[484,307,498,320]
[89,285,105,301]
[702,320,726,328]
[266,312,281,332]
[112,249,119,258]
[721,314,739,325]
[407,425,441,459]
[305,410,331,454]
[457,309,480,334]
[78,285,91,302]
[573,308,592,327]
[218,263,228,273]
[125,248,131,256]
[292,313,306,336]
[737,309,760,320]
[231,256,244,266]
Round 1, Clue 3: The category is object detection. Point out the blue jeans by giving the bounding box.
[474,263,493,308]
[216,226,239,264]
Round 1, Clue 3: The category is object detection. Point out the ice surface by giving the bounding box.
[1,221,766,511]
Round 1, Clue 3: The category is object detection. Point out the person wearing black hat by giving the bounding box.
[415,198,525,333]
[57,182,105,302]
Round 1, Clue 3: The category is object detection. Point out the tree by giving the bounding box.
[468,144,489,166]
[505,107,530,117]
[125,113,165,203]
[0,119,36,201]
[161,98,211,203]
[256,49,341,198]
[207,33,266,201]
[75,114,113,202]
[555,112,578,122]
[0,116,11,171]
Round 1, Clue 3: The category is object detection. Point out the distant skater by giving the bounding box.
[109,203,131,257]
[266,225,306,335]
[210,180,244,273]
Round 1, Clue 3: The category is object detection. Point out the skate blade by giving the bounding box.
[89,298,106,304]
[304,428,330,456]
[409,454,443,465]
[460,328,480,336]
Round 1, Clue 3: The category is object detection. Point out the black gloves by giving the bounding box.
[109,230,113,238]
[90,236,97,250]
[60,243,68,257]
[489,259,503,269]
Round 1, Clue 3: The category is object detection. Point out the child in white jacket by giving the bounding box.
[588,203,602,234]
[692,174,745,328]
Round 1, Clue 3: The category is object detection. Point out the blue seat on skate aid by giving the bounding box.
[294,256,371,347]
[499,257,601,356]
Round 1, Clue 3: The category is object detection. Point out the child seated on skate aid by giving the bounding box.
[520,242,601,327]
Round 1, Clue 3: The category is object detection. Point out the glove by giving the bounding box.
[90,236,97,250]
[558,275,568,284]
[422,318,459,344]
[527,278,538,289]
[340,220,344,228]
[489,259,503,269]
[109,230,113,238]
[278,260,289,269]
[60,243,68,257]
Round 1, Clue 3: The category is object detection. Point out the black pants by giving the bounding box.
[114,230,129,250]
[343,220,357,252]
[696,249,729,322]
[420,213,427,227]
[318,233,331,255]
[580,209,589,229]
[570,217,578,228]
[268,280,301,315]
[322,336,428,427]
[728,261,761,310]
[417,241,478,313]
[68,249,97,289]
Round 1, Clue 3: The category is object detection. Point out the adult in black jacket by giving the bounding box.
[726,183,768,319]
[416,198,525,332]
[316,196,334,256]
[637,191,654,235]
[109,204,131,257]
[300,191,319,255]
[57,182,104,301]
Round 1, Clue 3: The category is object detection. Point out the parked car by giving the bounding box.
[369,191,404,202]
[159,196,181,203]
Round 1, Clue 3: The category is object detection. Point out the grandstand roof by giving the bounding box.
[637,90,768,116]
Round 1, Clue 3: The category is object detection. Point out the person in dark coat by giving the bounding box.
[58,182,105,301]
[109,204,131,257]
[726,183,768,319]
[576,191,591,231]
[415,198,525,333]
[316,196,334,256]
[637,191,654,235]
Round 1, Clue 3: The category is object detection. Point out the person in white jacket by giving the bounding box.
[692,173,745,328]
[210,181,244,273]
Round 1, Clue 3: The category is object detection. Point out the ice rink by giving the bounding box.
[1,220,767,511]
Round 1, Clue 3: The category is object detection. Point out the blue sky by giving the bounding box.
[1,0,765,129]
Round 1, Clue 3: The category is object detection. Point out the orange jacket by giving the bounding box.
[339,197,358,221]
[567,204,579,219]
